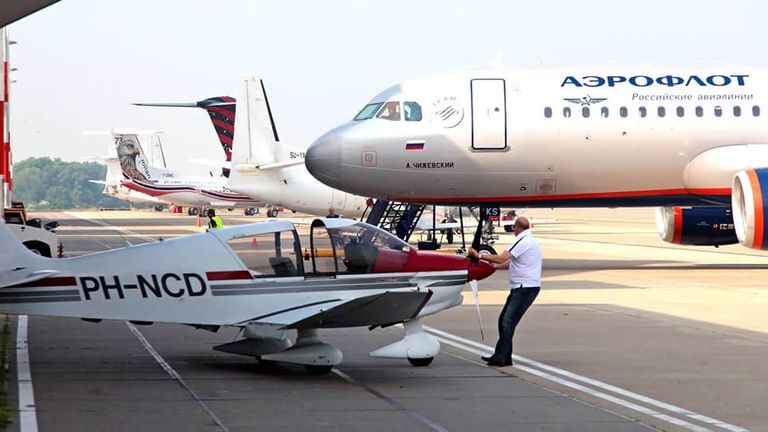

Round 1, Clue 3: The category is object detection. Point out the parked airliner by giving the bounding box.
[306,67,768,250]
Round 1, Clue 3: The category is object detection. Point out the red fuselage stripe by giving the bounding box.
[206,270,253,281]
[9,276,77,288]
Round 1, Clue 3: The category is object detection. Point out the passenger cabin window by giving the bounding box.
[600,107,609,118]
[544,107,552,118]
[676,106,684,117]
[582,107,590,118]
[695,106,703,117]
[354,102,384,121]
[714,106,723,117]
[753,105,761,117]
[404,102,422,121]
[227,231,302,277]
[657,106,666,117]
[619,107,628,118]
[377,101,401,121]
[734,106,742,117]
[563,107,571,118]
[639,107,647,118]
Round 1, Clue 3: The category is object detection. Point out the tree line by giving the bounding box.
[11,157,136,210]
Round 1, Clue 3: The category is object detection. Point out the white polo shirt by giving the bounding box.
[507,229,542,289]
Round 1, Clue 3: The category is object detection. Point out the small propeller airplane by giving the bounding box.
[0,216,494,373]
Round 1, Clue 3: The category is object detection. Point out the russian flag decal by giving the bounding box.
[405,140,425,150]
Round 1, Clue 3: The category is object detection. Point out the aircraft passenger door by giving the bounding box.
[470,79,507,150]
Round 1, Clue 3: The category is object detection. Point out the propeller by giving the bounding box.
[469,279,485,340]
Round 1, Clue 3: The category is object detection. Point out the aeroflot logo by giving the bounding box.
[561,74,749,88]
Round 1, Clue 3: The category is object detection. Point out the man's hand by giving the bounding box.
[468,247,480,259]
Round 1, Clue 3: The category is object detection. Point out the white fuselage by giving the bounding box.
[307,67,768,208]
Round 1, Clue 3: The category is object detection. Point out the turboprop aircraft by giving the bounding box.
[89,133,167,207]
[112,129,262,215]
[225,75,369,218]
[306,67,768,251]
[0,216,494,373]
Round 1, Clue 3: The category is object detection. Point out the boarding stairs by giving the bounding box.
[364,200,426,242]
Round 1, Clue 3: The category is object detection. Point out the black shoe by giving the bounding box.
[482,355,512,367]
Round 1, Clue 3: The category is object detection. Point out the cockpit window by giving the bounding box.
[404,102,422,121]
[376,101,401,121]
[354,102,384,121]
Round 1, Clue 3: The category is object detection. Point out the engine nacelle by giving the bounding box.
[654,206,737,246]
[732,168,768,250]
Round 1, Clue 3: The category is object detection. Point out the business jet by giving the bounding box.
[0,216,494,373]
[112,129,261,215]
[225,75,369,218]
[306,67,768,250]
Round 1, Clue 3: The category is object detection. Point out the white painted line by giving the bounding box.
[64,212,158,243]
[424,325,748,432]
[126,322,230,432]
[17,315,38,432]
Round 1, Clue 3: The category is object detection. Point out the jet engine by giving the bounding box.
[732,168,768,250]
[654,206,737,246]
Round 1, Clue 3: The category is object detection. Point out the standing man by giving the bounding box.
[207,209,224,229]
[469,216,542,366]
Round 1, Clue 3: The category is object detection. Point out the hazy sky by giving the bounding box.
[6,0,768,174]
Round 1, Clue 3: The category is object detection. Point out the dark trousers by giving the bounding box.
[490,286,540,363]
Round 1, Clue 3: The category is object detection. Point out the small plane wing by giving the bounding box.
[250,289,431,329]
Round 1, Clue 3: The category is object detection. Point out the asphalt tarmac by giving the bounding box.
[4,208,765,431]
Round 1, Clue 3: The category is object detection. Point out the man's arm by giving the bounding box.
[468,248,512,264]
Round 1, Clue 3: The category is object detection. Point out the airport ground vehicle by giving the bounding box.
[3,202,61,258]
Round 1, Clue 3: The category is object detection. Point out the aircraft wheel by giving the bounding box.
[305,365,334,375]
[408,357,434,367]
[267,208,278,218]
[477,244,497,255]
[23,241,52,258]
[503,224,514,233]
[154,205,164,212]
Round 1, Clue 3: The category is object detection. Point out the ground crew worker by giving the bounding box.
[468,216,542,367]
[207,209,224,229]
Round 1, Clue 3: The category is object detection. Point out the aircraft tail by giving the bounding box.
[110,130,167,184]
[230,75,281,172]
[134,96,236,177]
[0,219,47,285]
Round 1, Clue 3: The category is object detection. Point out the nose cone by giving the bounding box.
[306,131,342,189]
[468,259,496,282]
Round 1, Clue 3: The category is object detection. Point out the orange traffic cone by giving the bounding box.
[251,237,258,247]
[197,215,202,227]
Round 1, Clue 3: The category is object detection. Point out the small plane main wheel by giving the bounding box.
[267,208,278,218]
[305,365,334,375]
[408,357,434,367]
[476,244,497,255]
[188,207,199,216]
[154,205,164,212]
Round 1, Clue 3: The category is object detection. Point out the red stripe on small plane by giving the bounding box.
[9,276,77,288]
[206,270,253,281]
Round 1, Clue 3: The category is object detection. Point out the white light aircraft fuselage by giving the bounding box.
[0,217,494,372]
[307,67,768,250]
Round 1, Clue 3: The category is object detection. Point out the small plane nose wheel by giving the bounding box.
[408,357,434,367]
[305,365,334,374]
